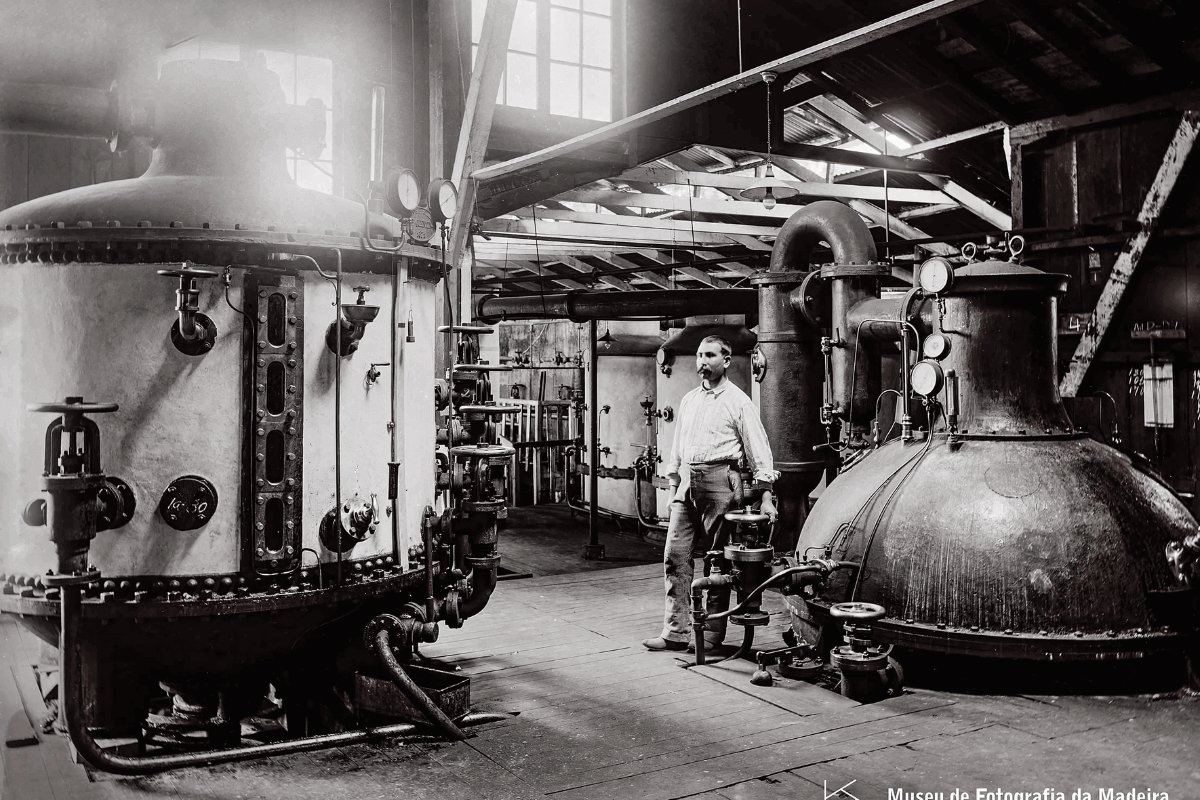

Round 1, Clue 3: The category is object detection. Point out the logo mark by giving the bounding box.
[824,780,859,800]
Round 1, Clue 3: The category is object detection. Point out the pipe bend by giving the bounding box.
[373,629,468,740]
[59,583,506,775]
[459,566,498,619]
[770,201,877,273]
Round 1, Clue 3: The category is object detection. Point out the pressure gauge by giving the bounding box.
[922,332,952,361]
[428,178,459,223]
[918,256,955,295]
[910,360,946,398]
[407,206,436,243]
[386,168,423,218]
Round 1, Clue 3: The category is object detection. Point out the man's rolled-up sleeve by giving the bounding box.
[738,401,779,486]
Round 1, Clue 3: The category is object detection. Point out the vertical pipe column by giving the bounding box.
[583,320,604,559]
[830,277,882,440]
[756,280,824,555]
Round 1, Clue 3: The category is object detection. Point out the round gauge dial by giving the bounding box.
[655,348,670,366]
[921,333,952,361]
[910,360,946,398]
[428,179,459,223]
[918,257,955,295]
[386,168,423,218]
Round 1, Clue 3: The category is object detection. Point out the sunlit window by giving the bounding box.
[158,40,335,194]
[473,0,617,121]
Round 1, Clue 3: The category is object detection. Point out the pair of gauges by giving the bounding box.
[911,256,956,398]
[385,168,459,244]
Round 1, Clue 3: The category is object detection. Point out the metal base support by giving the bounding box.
[581,544,606,560]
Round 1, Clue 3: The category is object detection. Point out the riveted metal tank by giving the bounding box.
[791,259,1196,666]
[0,57,457,732]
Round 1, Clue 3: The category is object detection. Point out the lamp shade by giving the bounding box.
[738,165,800,208]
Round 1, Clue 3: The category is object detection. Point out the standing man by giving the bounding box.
[643,335,778,652]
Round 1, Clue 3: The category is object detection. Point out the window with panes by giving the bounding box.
[471,0,618,122]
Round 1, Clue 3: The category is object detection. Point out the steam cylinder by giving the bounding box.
[0,58,446,729]
[792,260,1196,662]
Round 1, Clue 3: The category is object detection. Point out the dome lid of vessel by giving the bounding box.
[0,59,414,271]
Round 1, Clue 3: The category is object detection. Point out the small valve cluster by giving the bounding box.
[434,325,520,626]
[828,602,904,702]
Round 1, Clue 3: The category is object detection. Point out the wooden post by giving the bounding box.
[428,0,444,183]
[447,0,517,324]
[1058,111,1200,397]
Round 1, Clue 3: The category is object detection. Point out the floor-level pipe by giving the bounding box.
[58,582,507,775]
[372,628,467,740]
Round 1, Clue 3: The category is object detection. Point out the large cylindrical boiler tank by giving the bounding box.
[0,58,446,728]
[792,260,1196,665]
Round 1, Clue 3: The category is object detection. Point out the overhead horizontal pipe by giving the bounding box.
[477,289,757,323]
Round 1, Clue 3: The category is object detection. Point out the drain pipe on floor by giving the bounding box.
[54,576,510,775]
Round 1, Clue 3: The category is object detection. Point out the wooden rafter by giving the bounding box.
[808,96,1012,229]
[556,255,634,292]
[617,167,953,205]
[1059,111,1200,397]
[508,208,783,239]
[593,254,673,290]
[766,0,1019,124]
[772,159,959,258]
[472,0,984,183]
[447,0,517,301]
[938,16,1066,114]
[482,217,738,247]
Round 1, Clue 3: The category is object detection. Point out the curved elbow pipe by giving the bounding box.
[769,201,877,274]
[760,202,877,554]
[459,566,498,619]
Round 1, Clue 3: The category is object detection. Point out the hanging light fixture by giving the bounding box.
[598,325,617,350]
[739,71,799,210]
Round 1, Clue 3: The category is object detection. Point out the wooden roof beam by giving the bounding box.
[472,0,985,183]
[593,254,673,289]
[807,96,1011,230]
[447,0,517,275]
[616,166,954,205]
[481,217,738,247]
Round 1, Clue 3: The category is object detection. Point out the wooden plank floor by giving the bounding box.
[4,561,1200,799]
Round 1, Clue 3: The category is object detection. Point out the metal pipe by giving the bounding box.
[392,257,401,563]
[706,565,828,623]
[584,320,603,559]
[423,509,437,622]
[477,289,757,324]
[0,82,116,139]
[632,470,668,532]
[760,201,877,554]
[690,573,735,666]
[334,249,343,587]
[372,628,466,740]
[58,581,507,775]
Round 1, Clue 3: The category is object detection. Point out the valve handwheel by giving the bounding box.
[156,266,219,280]
[724,509,771,525]
[27,400,119,415]
[829,602,886,622]
[450,443,516,458]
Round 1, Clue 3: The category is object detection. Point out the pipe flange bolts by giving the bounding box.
[319,494,377,552]
[159,265,219,356]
